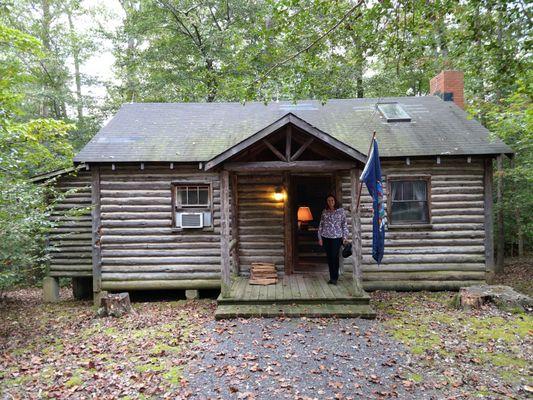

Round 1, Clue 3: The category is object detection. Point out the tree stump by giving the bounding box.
[458,285,532,312]
[98,292,134,317]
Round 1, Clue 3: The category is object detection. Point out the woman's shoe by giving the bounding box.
[327,280,337,285]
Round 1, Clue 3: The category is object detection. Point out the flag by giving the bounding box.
[360,138,387,264]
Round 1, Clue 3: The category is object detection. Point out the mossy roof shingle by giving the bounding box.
[74,96,513,163]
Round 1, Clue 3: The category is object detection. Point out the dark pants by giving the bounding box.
[322,237,343,282]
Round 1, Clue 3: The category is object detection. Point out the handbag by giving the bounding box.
[341,242,352,258]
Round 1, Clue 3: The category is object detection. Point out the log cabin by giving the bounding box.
[37,71,513,318]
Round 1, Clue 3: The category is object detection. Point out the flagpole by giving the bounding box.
[356,131,376,212]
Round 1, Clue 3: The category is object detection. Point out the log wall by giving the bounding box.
[235,174,285,275]
[48,169,93,278]
[97,164,221,291]
[341,157,487,291]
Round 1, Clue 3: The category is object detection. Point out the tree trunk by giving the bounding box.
[67,9,83,122]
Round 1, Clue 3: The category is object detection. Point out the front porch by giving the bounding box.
[215,274,376,319]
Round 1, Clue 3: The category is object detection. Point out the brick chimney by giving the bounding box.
[430,70,464,109]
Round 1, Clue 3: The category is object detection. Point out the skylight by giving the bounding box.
[377,103,411,122]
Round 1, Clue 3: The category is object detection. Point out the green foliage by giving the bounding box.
[0,23,74,292]
[485,73,533,253]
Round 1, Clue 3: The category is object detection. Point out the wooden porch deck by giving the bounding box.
[215,274,376,319]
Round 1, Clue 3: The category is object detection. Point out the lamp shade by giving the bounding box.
[297,206,313,222]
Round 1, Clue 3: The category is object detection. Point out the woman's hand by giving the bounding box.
[343,238,348,245]
[318,239,323,247]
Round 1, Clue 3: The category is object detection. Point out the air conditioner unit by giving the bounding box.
[179,212,203,228]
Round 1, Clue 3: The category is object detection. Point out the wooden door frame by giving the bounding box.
[288,172,338,274]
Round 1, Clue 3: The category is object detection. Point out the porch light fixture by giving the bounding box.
[273,186,285,201]
[297,206,313,230]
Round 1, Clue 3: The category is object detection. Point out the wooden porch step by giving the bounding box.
[217,294,371,306]
[215,303,376,319]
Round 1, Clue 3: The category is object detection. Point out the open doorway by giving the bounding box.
[292,175,335,273]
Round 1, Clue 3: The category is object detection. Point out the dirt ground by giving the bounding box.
[0,258,531,399]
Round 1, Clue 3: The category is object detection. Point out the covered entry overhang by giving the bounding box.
[206,113,371,314]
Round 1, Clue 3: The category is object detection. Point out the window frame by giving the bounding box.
[171,182,213,231]
[386,175,431,225]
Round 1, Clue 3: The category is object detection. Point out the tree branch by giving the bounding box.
[253,0,366,85]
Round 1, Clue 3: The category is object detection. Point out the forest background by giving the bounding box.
[0,0,530,291]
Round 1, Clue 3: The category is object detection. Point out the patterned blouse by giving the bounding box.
[317,208,349,240]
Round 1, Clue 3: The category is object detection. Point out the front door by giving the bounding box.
[292,175,335,273]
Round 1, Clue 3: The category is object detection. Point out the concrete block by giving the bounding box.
[185,289,199,300]
[43,277,59,303]
[93,290,109,308]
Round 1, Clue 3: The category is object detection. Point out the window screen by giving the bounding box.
[176,185,210,207]
[390,180,429,223]
[377,103,412,122]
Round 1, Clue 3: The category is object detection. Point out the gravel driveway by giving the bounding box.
[184,317,437,399]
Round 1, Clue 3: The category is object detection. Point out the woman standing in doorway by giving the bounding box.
[317,194,349,285]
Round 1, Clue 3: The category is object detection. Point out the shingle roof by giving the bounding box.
[74,96,513,163]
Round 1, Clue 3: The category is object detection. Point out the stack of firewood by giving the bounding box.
[249,262,278,285]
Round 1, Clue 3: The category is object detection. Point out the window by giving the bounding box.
[176,185,210,207]
[388,178,430,224]
[377,102,411,122]
[172,183,212,229]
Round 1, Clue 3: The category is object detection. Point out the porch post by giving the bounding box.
[283,172,293,274]
[350,168,364,296]
[220,169,232,297]
[91,165,103,306]
[230,173,240,276]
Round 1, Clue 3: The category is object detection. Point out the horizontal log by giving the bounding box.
[101,234,219,244]
[431,175,483,182]
[431,216,484,224]
[362,246,484,255]
[364,254,484,264]
[49,271,92,277]
[363,230,485,240]
[101,220,171,228]
[362,280,484,291]
[49,246,92,252]
[431,209,484,216]
[103,256,221,265]
[239,242,286,250]
[50,264,92,271]
[101,181,173,190]
[360,263,485,272]
[432,187,483,195]
[101,190,172,198]
[431,180,483,188]
[101,228,222,235]
[239,256,284,264]
[362,223,485,232]
[238,249,284,257]
[361,239,484,247]
[238,235,284,242]
[102,249,221,257]
[103,272,220,281]
[432,194,484,201]
[100,205,173,213]
[237,217,283,225]
[101,197,171,205]
[362,271,486,281]
[101,279,220,290]
[103,242,221,250]
[101,264,220,272]
[101,212,171,220]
